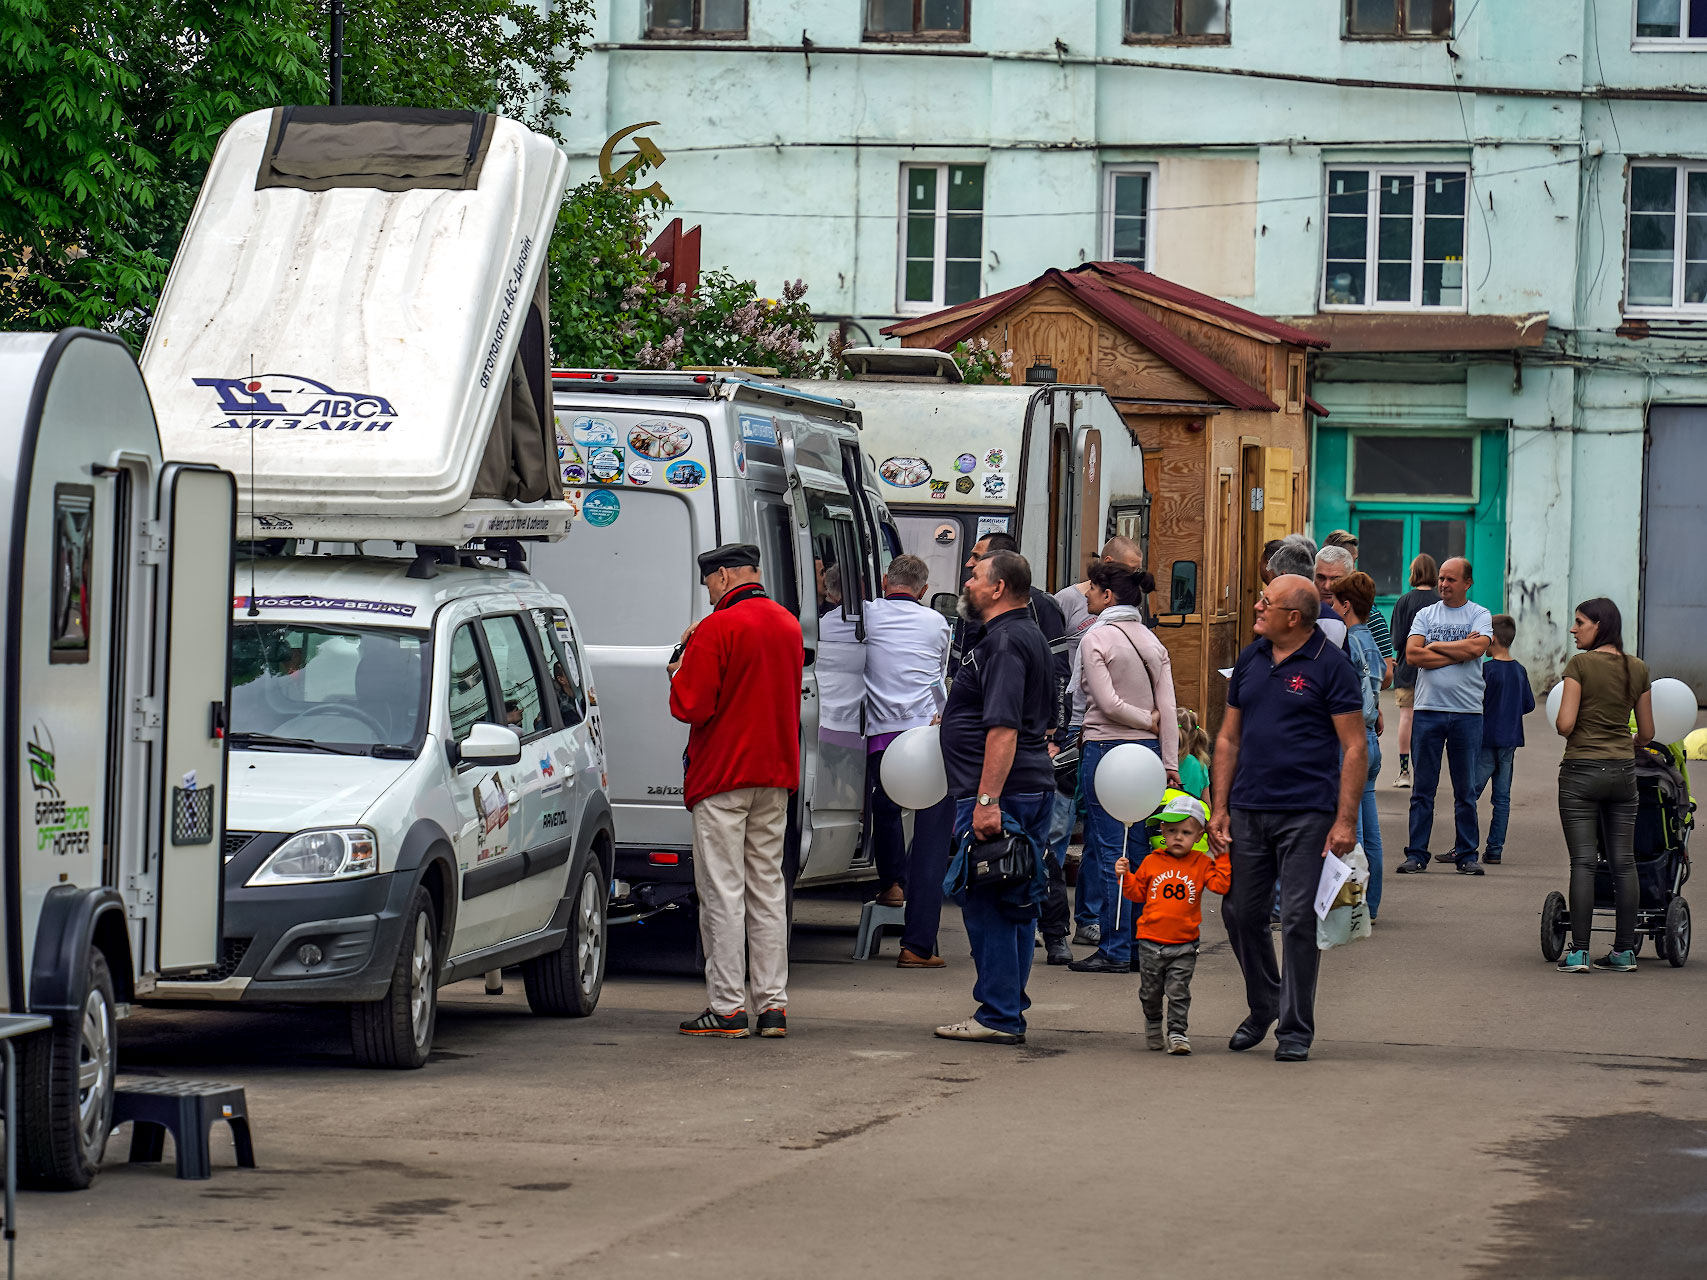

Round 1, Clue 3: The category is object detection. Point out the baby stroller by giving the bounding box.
[1540,742,1693,966]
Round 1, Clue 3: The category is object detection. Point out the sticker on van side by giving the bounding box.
[879,456,932,488]
[232,595,417,617]
[582,490,621,527]
[193,374,397,433]
[739,414,777,446]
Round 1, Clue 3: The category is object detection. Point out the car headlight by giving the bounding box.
[245,827,378,887]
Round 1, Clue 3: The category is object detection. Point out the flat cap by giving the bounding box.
[697,542,761,576]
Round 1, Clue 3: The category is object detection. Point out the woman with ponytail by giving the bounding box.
[1552,598,1655,974]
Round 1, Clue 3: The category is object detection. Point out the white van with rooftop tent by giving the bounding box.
[139,106,614,1069]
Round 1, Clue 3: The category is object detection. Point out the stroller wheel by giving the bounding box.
[1664,897,1690,968]
[1631,933,1643,957]
[1540,891,1568,963]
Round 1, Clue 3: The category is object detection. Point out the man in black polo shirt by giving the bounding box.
[1210,574,1366,1063]
[935,550,1056,1045]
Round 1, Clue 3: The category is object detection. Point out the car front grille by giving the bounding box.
[223,830,260,860]
[174,937,251,983]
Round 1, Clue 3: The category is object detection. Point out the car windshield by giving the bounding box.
[230,622,431,752]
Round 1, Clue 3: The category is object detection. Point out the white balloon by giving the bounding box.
[1650,677,1699,746]
[1094,742,1169,826]
[1546,681,1565,730]
[879,725,947,811]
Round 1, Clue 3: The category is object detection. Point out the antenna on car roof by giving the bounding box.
[246,354,260,616]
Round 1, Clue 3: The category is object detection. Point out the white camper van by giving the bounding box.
[792,351,1149,603]
[537,372,893,923]
[140,106,611,1069]
[0,330,233,1188]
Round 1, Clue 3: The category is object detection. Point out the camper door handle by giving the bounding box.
[507,790,520,805]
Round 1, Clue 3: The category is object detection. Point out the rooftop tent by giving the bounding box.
[142,106,571,543]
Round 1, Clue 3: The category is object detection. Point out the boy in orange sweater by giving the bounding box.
[1114,794,1229,1055]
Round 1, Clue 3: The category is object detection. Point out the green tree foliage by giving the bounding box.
[548,169,839,378]
[0,0,591,343]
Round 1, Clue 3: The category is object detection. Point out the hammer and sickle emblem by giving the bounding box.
[599,121,668,201]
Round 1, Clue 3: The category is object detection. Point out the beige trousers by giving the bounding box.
[690,787,790,1016]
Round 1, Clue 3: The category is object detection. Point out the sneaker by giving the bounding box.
[1592,950,1637,973]
[680,1007,749,1037]
[1145,1022,1165,1051]
[1072,924,1102,947]
[1454,855,1485,876]
[934,1019,1024,1045]
[1395,857,1428,874]
[1394,762,1412,789]
[1556,948,1590,973]
[757,1007,787,1038]
[1167,1033,1192,1055]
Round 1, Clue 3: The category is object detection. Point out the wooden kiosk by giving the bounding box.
[883,263,1327,730]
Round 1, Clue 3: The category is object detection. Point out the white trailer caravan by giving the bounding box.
[537,372,892,922]
[139,107,612,1069]
[781,351,1149,605]
[0,330,234,1188]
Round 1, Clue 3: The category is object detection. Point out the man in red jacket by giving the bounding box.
[668,543,803,1039]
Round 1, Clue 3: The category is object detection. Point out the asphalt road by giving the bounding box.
[24,704,1707,1279]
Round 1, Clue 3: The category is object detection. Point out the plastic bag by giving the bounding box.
[1317,845,1372,950]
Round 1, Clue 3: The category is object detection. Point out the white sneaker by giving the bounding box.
[1167,1033,1192,1055]
[934,1019,1024,1045]
[1394,765,1412,789]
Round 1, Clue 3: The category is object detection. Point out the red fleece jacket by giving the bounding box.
[668,584,803,811]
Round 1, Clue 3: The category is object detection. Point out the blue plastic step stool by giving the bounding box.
[852,901,906,960]
[112,1079,255,1180]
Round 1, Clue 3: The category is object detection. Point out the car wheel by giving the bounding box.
[18,947,117,1190]
[523,862,607,1017]
[350,885,438,1068]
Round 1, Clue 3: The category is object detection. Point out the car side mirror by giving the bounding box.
[458,722,522,766]
[930,591,959,620]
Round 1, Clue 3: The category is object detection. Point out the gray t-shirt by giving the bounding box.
[1055,585,1095,726]
[1409,599,1494,713]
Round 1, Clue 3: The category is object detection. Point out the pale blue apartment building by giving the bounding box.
[567,1,1707,689]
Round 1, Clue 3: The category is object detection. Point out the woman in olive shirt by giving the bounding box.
[1552,598,1655,973]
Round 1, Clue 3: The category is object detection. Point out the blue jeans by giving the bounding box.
[1406,711,1482,864]
[1079,738,1161,965]
[952,792,1053,1036]
[1474,746,1516,858]
[1358,728,1384,916]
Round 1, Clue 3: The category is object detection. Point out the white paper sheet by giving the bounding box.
[1315,851,1353,919]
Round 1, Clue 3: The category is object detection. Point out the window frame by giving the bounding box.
[1623,161,1707,316]
[1341,0,1453,40]
[476,612,555,745]
[864,0,971,42]
[1319,164,1471,314]
[1632,0,1707,47]
[895,162,986,313]
[1102,163,1159,269]
[644,0,748,39]
[1123,0,1232,46]
[1345,429,1481,504]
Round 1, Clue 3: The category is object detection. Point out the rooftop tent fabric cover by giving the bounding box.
[255,105,496,192]
[473,268,562,503]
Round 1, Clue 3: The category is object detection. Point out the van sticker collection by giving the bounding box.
[581,489,621,527]
[934,522,958,544]
[627,419,693,460]
[976,514,1011,538]
[956,452,977,473]
[627,459,654,485]
[28,724,89,858]
[739,414,778,446]
[955,475,974,494]
[194,373,398,433]
[571,416,619,447]
[666,459,707,489]
[984,448,1005,469]
[982,471,1009,500]
[929,479,948,499]
[586,446,624,484]
[232,595,417,617]
[879,456,932,488]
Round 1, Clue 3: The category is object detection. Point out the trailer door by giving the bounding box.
[154,464,234,973]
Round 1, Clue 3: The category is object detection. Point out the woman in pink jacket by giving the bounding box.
[1067,561,1181,974]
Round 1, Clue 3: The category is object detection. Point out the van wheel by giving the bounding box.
[350,886,438,1069]
[18,948,117,1190]
[523,863,607,1017]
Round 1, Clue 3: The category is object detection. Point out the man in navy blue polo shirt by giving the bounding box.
[1209,574,1366,1063]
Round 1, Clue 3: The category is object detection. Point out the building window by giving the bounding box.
[1350,433,1476,501]
[1322,167,1467,311]
[1124,0,1230,43]
[1343,0,1452,38]
[1103,166,1156,268]
[866,0,969,40]
[1636,0,1707,40]
[899,163,984,311]
[646,0,747,37]
[1626,164,1707,312]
